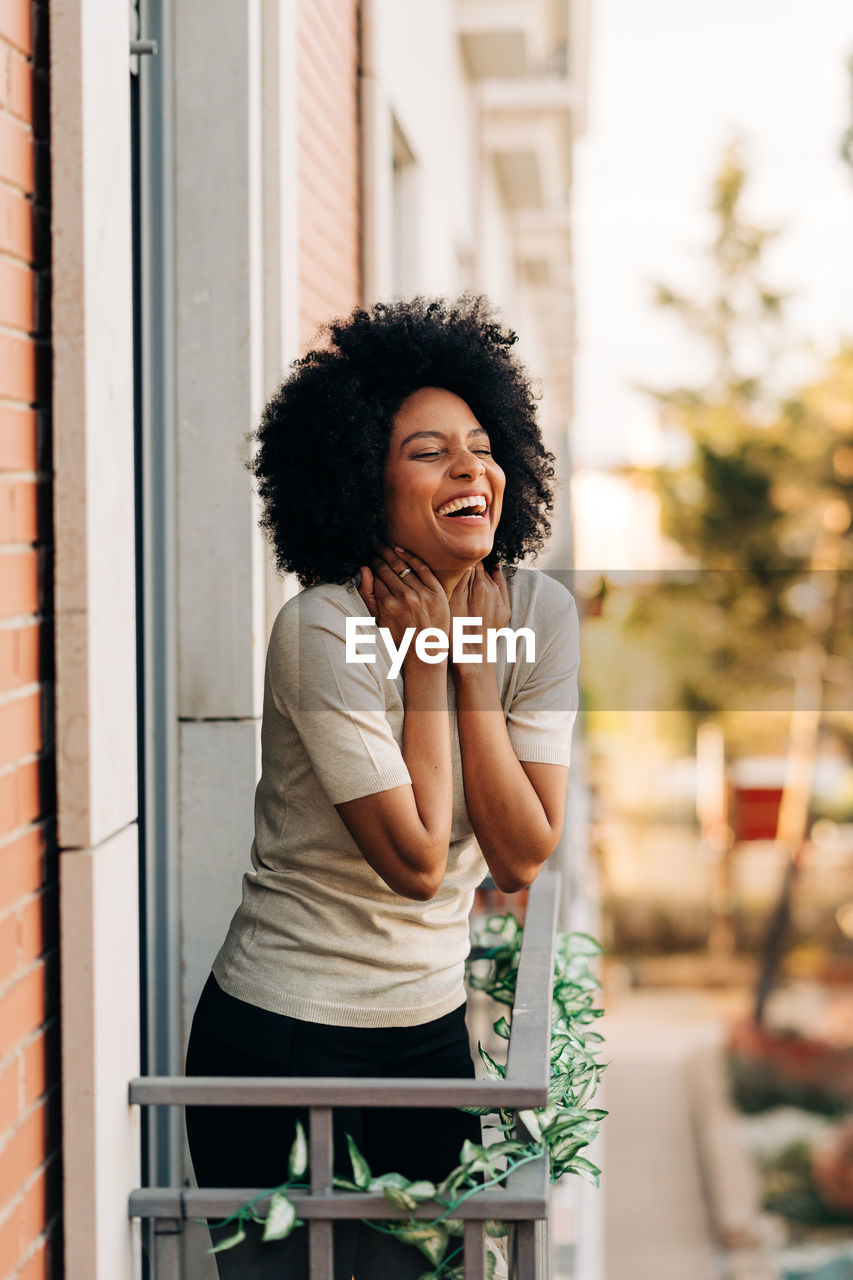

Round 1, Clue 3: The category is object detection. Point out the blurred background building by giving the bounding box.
[0,1,592,1278]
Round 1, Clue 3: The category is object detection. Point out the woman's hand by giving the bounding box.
[448,562,510,671]
[359,544,450,659]
[341,543,454,899]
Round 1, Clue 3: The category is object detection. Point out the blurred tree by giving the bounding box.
[625,142,853,708]
[619,142,853,1007]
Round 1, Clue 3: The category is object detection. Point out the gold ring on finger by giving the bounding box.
[398,567,413,580]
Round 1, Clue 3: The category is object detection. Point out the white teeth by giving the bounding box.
[436,496,488,517]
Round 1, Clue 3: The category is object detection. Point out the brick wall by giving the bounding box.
[298,0,362,350]
[0,3,60,1279]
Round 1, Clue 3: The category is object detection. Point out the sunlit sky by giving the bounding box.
[573,0,853,468]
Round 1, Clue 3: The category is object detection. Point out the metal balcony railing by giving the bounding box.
[129,869,561,1279]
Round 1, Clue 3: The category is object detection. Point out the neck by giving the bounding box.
[434,567,471,598]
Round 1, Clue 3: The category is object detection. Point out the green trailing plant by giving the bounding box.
[205,912,607,1279]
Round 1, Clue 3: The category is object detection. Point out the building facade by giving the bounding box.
[0,2,592,1276]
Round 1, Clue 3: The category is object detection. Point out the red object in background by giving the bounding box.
[732,785,783,842]
[812,1120,853,1214]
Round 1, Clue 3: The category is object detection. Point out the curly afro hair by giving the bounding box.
[248,294,556,586]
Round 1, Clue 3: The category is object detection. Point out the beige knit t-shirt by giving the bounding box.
[212,568,579,1028]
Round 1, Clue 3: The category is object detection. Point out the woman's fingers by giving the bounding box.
[392,545,443,591]
[358,565,378,617]
[371,555,414,596]
[491,562,510,611]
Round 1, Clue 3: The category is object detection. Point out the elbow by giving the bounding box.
[385,842,447,901]
[404,874,442,901]
[389,866,443,901]
[490,867,538,895]
[487,831,561,895]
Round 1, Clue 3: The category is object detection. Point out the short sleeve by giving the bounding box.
[505,582,580,768]
[267,588,412,805]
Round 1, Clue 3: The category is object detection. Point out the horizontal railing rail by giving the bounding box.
[129,868,560,1279]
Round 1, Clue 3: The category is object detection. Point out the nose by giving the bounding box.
[449,445,486,480]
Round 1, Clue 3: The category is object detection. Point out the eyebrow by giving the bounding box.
[398,426,490,450]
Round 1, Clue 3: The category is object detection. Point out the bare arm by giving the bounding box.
[450,563,568,892]
[454,660,567,892]
[335,548,453,900]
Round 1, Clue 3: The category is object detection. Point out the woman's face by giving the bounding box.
[383,386,505,571]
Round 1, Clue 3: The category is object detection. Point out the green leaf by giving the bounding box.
[370,1173,436,1211]
[346,1133,372,1188]
[437,1165,469,1198]
[459,1138,497,1174]
[331,1175,361,1192]
[493,1015,511,1040]
[262,1190,302,1241]
[383,1184,421,1212]
[209,1223,247,1253]
[288,1120,308,1180]
[549,1136,588,1164]
[486,913,520,941]
[485,1219,510,1237]
[477,1044,506,1079]
[392,1223,449,1266]
[561,1155,601,1187]
[565,931,603,955]
[518,1110,543,1144]
[407,1180,438,1202]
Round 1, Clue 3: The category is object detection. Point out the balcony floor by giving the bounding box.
[600,983,751,1280]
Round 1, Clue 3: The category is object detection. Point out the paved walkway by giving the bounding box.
[599,985,749,1280]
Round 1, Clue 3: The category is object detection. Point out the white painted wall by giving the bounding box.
[50,0,141,1275]
[172,0,274,1049]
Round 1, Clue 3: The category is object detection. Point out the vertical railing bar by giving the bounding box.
[504,870,559,1088]
[464,1219,487,1280]
[537,1216,549,1277]
[309,1106,334,1279]
[310,1106,334,1194]
[515,1220,536,1279]
[152,1218,181,1280]
[308,1222,334,1280]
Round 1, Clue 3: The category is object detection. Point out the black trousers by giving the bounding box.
[185,973,481,1279]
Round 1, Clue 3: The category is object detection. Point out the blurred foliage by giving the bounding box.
[604,142,853,742]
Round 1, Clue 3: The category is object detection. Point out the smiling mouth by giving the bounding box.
[434,496,489,520]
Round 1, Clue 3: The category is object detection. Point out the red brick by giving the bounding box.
[0,332,35,402]
[0,110,33,194]
[0,1099,46,1204]
[0,405,37,470]
[19,1155,59,1254]
[0,2,32,57]
[0,962,45,1060]
[18,1239,48,1280]
[0,186,33,263]
[21,1021,55,1109]
[0,622,41,691]
[0,550,39,619]
[2,43,32,122]
[0,690,41,768]
[17,884,54,968]
[0,479,39,542]
[0,1199,23,1277]
[298,0,360,350]
[0,826,46,914]
[0,258,34,331]
[0,1051,16,1137]
[0,908,16,985]
[0,758,42,835]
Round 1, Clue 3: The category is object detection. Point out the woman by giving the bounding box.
[185,295,580,1278]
